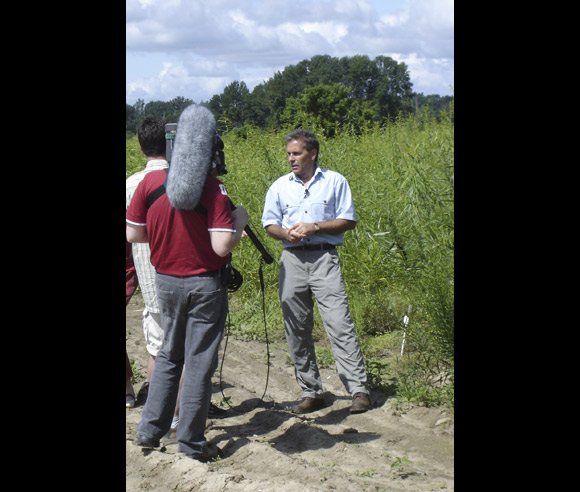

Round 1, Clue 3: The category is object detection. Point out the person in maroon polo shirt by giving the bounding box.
[127,105,248,462]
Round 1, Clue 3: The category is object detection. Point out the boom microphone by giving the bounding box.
[163,105,274,264]
[165,104,216,210]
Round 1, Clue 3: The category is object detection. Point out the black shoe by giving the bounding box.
[187,444,223,463]
[137,434,160,449]
[290,396,326,414]
[208,403,229,418]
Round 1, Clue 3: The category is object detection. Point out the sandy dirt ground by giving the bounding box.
[126,293,454,491]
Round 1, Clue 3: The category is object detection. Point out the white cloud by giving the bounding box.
[126,56,236,103]
[126,0,454,104]
[301,22,349,45]
[392,53,454,95]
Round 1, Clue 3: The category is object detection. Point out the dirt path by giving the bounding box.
[126,294,454,491]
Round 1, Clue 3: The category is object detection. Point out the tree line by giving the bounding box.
[126,54,453,137]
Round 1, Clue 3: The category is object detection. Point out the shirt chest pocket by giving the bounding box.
[281,203,300,226]
[282,203,299,216]
[311,198,335,221]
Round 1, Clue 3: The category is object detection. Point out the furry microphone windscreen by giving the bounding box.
[166,104,216,210]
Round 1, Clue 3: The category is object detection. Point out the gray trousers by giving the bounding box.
[279,248,368,398]
[137,270,226,457]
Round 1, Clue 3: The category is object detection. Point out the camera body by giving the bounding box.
[165,122,177,162]
[165,122,227,175]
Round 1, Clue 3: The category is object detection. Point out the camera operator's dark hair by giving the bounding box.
[138,116,167,157]
[285,129,319,162]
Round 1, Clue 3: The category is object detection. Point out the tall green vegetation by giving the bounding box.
[125,105,454,409]
[126,135,144,178]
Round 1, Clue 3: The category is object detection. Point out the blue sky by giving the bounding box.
[126,0,453,105]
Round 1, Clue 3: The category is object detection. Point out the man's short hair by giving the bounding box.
[285,129,319,162]
[137,116,167,157]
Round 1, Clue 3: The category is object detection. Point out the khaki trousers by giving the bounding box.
[279,248,368,398]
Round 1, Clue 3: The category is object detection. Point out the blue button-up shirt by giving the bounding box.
[262,166,357,248]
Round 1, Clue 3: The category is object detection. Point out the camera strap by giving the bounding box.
[145,168,169,209]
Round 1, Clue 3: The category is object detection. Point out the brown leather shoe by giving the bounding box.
[350,392,370,413]
[290,396,326,414]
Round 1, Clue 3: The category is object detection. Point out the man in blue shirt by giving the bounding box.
[262,129,370,414]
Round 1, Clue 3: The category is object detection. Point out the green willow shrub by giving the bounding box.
[125,110,454,407]
[126,135,146,178]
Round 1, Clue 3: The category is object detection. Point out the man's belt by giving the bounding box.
[286,244,337,251]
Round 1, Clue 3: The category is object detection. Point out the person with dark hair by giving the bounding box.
[126,116,186,429]
[127,105,248,462]
[126,116,228,434]
[126,117,169,384]
[261,129,370,415]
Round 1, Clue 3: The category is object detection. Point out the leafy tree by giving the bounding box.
[125,96,194,136]
[259,54,416,129]
[133,98,145,117]
[345,99,378,131]
[260,71,294,128]
[305,54,343,86]
[221,81,250,128]
[144,100,168,117]
[281,84,351,137]
[128,54,452,136]
[373,56,414,120]
[206,93,222,116]
[143,97,194,122]
[245,85,269,129]
[126,98,146,136]
[166,96,194,119]
[414,94,454,121]
[340,54,380,101]
[126,104,136,136]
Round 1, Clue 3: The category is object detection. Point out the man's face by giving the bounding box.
[286,139,317,180]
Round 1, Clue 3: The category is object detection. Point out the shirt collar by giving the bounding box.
[288,165,323,183]
[145,159,169,170]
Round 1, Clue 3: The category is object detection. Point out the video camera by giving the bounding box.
[165,123,227,176]
[165,123,274,265]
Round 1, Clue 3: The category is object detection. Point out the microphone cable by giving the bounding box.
[218,258,271,414]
